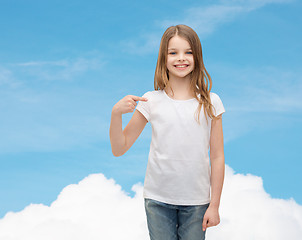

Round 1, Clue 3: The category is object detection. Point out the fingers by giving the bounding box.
[202,215,220,231]
[130,95,148,102]
[127,101,136,112]
[128,96,147,109]
[123,95,147,113]
[202,223,208,231]
[202,216,209,231]
[114,95,148,115]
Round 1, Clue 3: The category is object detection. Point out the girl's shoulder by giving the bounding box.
[209,92,223,102]
[141,90,163,99]
[195,91,221,102]
[210,91,219,98]
[209,92,225,112]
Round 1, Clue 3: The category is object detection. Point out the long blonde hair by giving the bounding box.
[154,24,219,124]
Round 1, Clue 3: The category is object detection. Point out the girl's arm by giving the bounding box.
[110,110,126,157]
[209,114,225,208]
[109,95,148,157]
[203,114,225,231]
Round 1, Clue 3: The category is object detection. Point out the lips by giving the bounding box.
[174,64,189,69]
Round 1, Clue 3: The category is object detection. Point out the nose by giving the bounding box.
[178,52,186,61]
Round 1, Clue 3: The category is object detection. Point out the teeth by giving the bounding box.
[175,65,188,68]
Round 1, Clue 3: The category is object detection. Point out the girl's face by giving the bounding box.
[166,35,194,80]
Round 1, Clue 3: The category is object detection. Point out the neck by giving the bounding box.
[165,75,194,98]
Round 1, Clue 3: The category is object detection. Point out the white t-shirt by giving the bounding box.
[136,89,226,205]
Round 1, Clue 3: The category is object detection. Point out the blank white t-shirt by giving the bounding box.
[136,89,225,205]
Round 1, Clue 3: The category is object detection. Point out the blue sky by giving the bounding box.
[0,0,301,219]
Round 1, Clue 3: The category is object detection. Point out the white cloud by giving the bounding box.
[161,4,246,38]
[0,174,148,240]
[16,60,69,67]
[13,55,106,81]
[0,165,301,240]
[0,66,22,88]
[207,165,302,239]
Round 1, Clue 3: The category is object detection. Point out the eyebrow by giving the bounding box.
[168,48,192,50]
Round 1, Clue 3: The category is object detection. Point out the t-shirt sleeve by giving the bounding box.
[136,91,150,122]
[211,92,226,117]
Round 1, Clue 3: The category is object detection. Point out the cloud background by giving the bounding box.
[1,165,301,240]
[0,0,301,238]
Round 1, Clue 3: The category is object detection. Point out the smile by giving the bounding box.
[174,64,189,69]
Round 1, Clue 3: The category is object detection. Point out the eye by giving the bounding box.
[169,52,176,55]
[186,51,193,54]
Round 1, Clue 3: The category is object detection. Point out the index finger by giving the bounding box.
[131,95,148,102]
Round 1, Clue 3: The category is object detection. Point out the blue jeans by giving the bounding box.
[144,198,210,240]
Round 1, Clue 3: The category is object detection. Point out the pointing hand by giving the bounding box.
[113,95,148,115]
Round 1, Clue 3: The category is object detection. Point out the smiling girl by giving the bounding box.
[110,24,226,240]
